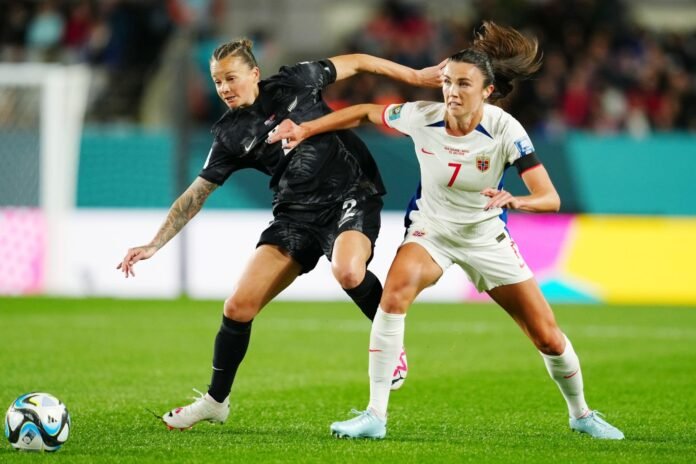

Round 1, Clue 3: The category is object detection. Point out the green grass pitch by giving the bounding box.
[1,297,695,463]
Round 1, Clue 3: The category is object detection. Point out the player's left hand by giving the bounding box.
[481,188,522,211]
[266,119,307,150]
[416,59,446,88]
[117,245,157,278]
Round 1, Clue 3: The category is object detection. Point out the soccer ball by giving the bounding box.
[5,392,71,452]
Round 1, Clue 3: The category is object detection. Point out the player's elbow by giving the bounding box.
[536,185,561,212]
[548,192,561,212]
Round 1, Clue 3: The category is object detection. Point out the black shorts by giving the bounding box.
[258,195,383,274]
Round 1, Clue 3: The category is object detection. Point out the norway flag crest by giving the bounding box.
[476,155,490,172]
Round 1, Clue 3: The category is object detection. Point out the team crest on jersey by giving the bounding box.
[476,155,490,172]
[388,104,404,121]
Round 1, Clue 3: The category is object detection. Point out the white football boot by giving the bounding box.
[391,347,408,391]
[162,389,229,430]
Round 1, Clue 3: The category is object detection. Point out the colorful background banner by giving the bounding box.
[2,208,693,305]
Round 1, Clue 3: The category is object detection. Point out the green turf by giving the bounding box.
[1,298,695,463]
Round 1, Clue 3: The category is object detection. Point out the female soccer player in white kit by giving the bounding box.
[268,21,624,440]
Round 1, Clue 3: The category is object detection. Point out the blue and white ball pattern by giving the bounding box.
[5,392,70,452]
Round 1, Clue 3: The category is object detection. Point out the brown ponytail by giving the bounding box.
[211,38,258,69]
[450,21,542,101]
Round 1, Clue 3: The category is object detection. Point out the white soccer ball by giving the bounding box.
[5,392,71,452]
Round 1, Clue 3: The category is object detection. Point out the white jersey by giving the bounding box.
[382,101,536,226]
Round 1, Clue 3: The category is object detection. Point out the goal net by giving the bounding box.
[0,64,90,295]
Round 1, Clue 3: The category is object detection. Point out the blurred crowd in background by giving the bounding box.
[2,0,695,137]
[0,0,221,122]
[1,1,170,119]
[335,0,696,137]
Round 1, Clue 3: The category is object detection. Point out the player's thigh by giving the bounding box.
[331,230,372,281]
[226,244,302,319]
[381,243,443,313]
[487,278,564,353]
[329,196,381,284]
[331,195,381,265]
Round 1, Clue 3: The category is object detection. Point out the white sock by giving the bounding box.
[367,308,405,421]
[540,334,589,419]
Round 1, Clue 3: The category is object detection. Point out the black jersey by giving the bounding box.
[199,59,386,213]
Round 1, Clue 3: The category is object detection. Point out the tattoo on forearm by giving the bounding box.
[150,179,217,249]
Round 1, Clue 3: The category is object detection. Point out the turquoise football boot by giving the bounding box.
[570,411,624,439]
[330,409,386,439]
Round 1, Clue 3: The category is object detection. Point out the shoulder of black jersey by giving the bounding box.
[211,109,236,135]
[271,62,304,85]
[210,110,247,155]
[269,59,337,88]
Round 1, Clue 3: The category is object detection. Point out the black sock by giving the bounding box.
[344,270,382,321]
[207,315,252,403]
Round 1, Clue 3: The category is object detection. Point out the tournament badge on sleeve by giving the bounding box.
[513,137,535,156]
[387,104,404,121]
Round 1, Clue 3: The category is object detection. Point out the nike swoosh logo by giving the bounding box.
[287,96,298,112]
[368,349,382,352]
[420,148,435,155]
[563,369,579,379]
[212,366,224,371]
[243,136,257,152]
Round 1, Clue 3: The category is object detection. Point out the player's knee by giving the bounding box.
[379,288,410,314]
[534,328,565,355]
[223,295,259,322]
[332,262,365,290]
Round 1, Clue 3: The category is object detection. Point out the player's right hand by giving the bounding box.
[417,59,446,88]
[266,119,307,150]
[117,245,157,278]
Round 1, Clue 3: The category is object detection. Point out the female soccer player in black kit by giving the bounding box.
[117,39,443,429]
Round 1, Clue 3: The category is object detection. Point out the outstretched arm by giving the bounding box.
[267,104,386,150]
[117,176,218,277]
[330,54,444,88]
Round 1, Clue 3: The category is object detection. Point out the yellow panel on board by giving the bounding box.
[564,216,696,304]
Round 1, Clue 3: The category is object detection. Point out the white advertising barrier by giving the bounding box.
[7,208,692,303]
[51,210,182,298]
[35,209,471,300]
[185,210,470,302]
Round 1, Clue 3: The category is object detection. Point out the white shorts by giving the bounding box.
[402,211,534,292]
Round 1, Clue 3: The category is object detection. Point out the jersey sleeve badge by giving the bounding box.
[513,137,535,156]
[387,104,404,121]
